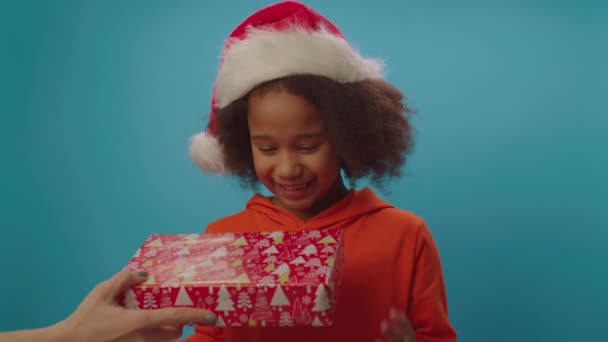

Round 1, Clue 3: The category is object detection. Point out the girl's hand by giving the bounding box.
[377,308,416,342]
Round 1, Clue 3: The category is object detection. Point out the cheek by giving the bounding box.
[307,149,341,179]
[251,152,272,179]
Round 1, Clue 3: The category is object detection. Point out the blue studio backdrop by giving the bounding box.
[1,1,606,341]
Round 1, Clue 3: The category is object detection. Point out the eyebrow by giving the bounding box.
[250,133,324,140]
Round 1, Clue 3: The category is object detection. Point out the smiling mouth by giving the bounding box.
[277,181,314,199]
[279,182,311,191]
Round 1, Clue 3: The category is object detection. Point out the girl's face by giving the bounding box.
[248,89,346,220]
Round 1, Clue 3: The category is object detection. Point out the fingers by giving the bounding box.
[122,325,184,342]
[144,325,184,342]
[381,319,401,342]
[100,269,148,300]
[381,308,415,342]
[132,307,217,330]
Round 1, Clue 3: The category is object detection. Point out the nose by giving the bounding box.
[276,151,303,180]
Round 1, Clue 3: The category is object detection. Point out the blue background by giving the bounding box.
[1,1,606,341]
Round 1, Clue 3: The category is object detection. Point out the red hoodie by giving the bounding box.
[180,187,456,341]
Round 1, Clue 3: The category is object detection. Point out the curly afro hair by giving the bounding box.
[213,74,415,190]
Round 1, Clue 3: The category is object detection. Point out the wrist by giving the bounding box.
[45,321,72,342]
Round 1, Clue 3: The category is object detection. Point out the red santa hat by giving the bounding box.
[190,1,385,173]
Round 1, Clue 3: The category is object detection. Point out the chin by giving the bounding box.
[275,194,319,211]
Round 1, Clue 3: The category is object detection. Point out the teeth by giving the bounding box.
[282,183,307,191]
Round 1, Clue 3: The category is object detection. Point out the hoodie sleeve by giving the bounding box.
[408,221,457,342]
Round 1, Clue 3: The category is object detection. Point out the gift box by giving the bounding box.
[120,228,345,327]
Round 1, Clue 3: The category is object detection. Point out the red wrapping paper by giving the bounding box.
[120,229,344,327]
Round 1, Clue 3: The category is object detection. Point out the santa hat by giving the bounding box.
[190,1,385,173]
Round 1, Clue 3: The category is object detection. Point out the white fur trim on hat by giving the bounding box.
[215,26,385,108]
[189,132,225,173]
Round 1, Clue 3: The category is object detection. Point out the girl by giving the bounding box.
[185,1,456,341]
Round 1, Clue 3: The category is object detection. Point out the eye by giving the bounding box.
[257,146,277,154]
[298,145,319,153]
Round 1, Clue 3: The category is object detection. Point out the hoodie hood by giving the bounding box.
[244,187,393,231]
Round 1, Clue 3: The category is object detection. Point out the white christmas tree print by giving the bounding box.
[290,256,306,265]
[262,245,279,255]
[272,263,290,276]
[232,273,251,284]
[307,230,322,239]
[200,258,214,267]
[264,263,276,273]
[259,275,275,288]
[217,268,236,280]
[318,234,337,245]
[291,296,310,325]
[143,292,158,309]
[270,285,290,307]
[272,263,290,284]
[278,248,294,261]
[216,285,235,315]
[300,244,317,256]
[302,270,319,283]
[175,287,193,306]
[174,247,190,256]
[210,246,228,257]
[179,265,196,279]
[183,233,199,241]
[215,316,226,327]
[215,260,229,269]
[312,284,330,312]
[231,248,245,256]
[144,248,158,258]
[223,232,235,239]
[320,245,335,254]
[269,231,284,244]
[160,290,172,307]
[263,255,277,264]
[295,236,311,246]
[147,238,163,247]
[124,288,139,309]
[126,260,139,271]
[279,311,294,326]
[312,315,323,326]
[255,239,270,249]
[316,265,330,275]
[232,258,243,267]
[230,236,248,247]
[237,291,253,309]
[305,258,322,267]
[244,249,261,262]
[253,290,273,324]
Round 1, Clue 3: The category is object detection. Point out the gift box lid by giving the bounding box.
[124,229,344,289]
